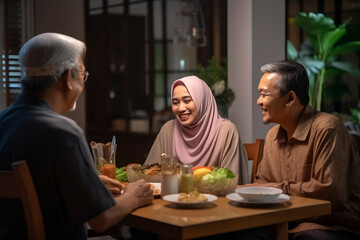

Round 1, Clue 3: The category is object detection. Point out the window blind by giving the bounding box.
[0,0,25,110]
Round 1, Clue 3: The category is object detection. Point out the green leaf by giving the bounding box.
[287,40,298,60]
[324,68,345,78]
[320,27,347,59]
[323,79,351,101]
[308,74,317,108]
[329,41,360,58]
[294,12,335,37]
[329,61,360,80]
[298,39,315,57]
[296,57,324,77]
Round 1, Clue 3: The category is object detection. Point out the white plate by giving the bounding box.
[226,192,290,204]
[163,194,218,208]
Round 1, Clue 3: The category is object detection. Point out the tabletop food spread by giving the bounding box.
[115,163,290,207]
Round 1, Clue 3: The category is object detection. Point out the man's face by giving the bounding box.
[257,72,288,125]
[66,59,86,112]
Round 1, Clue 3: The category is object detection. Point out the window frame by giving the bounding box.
[0,0,34,111]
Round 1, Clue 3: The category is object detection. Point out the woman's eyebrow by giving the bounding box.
[182,95,192,99]
[172,95,191,100]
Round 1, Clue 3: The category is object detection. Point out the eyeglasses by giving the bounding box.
[73,69,89,82]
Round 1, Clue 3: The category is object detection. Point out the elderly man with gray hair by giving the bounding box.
[0,32,153,240]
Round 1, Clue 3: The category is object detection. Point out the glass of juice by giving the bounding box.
[90,136,117,179]
[179,164,194,194]
[102,163,116,179]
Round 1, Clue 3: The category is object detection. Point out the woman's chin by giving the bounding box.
[177,117,194,126]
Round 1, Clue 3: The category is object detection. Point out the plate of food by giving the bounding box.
[226,192,290,205]
[163,191,218,208]
[126,163,161,183]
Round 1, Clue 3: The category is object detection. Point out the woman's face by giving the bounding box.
[172,84,199,126]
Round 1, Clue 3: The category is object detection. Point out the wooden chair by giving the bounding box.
[244,139,265,183]
[0,161,46,240]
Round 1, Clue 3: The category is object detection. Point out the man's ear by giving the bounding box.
[62,69,73,91]
[286,91,296,106]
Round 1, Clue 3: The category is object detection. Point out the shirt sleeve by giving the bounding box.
[53,131,115,224]
[144,120,174,165]
[296,128,357,209]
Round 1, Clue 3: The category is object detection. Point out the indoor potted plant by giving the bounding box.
[287,12,360,111]
[196,57,234,118]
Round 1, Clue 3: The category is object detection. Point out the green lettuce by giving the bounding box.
[116,167,128,182]
[198,167,235,184]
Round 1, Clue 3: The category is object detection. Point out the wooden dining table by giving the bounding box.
[120,195,331,240]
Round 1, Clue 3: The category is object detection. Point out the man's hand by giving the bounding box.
[88,179,153,232]
[123,179,153,207]
[99,175,124,195]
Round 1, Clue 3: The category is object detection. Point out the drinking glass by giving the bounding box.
[90,140,117,179]
[161,154,178,198]
[179,164,194,194]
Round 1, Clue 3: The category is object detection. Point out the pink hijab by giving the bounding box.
[171,76,225,165]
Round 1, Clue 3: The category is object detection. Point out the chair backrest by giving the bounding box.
[244,139,264,183]
[0,161,46,240]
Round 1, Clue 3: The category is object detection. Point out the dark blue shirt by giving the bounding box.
[0,94,115,240]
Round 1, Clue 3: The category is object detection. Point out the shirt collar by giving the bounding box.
[274,105,316,143]
[15,93,52,111]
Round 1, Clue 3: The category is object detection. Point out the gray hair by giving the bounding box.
[261,60,309,106]
[19,32,86,94]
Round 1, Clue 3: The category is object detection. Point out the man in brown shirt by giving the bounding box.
[252,60,360,240]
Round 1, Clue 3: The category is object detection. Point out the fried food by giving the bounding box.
[178,190,208,202]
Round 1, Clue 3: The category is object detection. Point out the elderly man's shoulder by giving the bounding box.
[30,111,84,136]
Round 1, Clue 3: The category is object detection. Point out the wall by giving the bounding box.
[32,0,286,140]
[228,0,285,143]
[34,0,86,130]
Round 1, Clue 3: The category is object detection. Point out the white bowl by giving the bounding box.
[235,187,283,202]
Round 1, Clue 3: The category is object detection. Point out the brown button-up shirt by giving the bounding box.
[255,105,360,234]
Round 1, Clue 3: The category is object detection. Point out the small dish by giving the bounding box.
[235,187,283,202]
[150,182,161,197]
[226,192,290,205]
[163,194,218,208]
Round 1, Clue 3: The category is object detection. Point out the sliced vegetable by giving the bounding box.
[193,168,212,177]
[192,166,213,171]
[116,167,128,182]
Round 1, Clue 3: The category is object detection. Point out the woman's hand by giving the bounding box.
[98,174,124,195]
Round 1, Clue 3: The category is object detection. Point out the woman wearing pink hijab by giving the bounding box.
[145,75,249,184]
